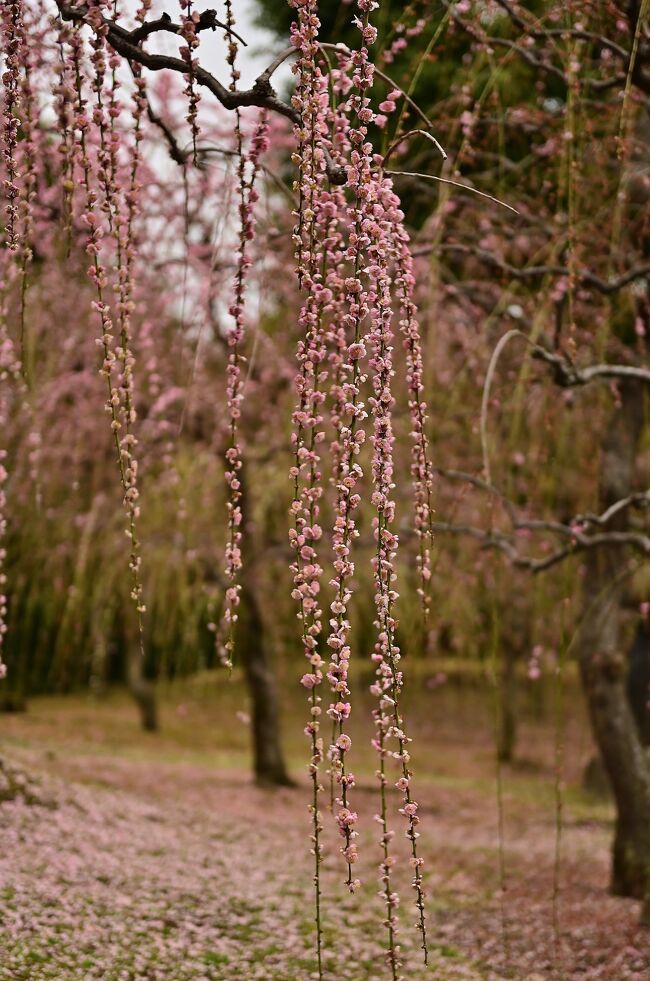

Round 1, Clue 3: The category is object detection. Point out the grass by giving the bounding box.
[1,663,598,790]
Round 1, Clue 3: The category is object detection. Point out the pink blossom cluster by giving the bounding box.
[179,0,201,162]
[381,15,426,67]
[288,2,332,968]
[1,0,25,251]
[217,4,270,670]
[0,324,22,681]
[68,19,146,621]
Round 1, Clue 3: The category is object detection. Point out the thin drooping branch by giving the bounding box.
[141,90,186,165]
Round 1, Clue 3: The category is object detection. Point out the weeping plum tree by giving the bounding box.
[0,0,440,973]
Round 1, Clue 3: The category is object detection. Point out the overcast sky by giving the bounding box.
[193,1,291,89]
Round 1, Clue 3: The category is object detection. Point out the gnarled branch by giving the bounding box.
[54,1,347,184]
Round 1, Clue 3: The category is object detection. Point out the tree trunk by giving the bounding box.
[497,643,517,764]
[236,461,292,787]
[126,645,158,732]
[237,578,293,787]
[577,380,650,902]
[496,595,529,764]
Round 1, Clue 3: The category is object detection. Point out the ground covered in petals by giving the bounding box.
[0,679,648,979]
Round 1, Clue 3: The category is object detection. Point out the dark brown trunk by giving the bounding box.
[237,577,293,787]
[496,596,529,764]
[236,462,292,787]
[127,647,158,732]
[577,381,650,902]
[497,643,517,764]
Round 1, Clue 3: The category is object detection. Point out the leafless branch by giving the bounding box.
[130,9,247,47]
[531,346,650,387]
[493,0,630,59]
[431,519,650,573]
[576,491,650,527]
[441,0,627,92]
[55,1,348,185]
[413,242,650,296]
[432,467,650,573]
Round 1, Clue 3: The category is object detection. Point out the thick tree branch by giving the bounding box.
[130,9,247,48]
[54,1,347,185]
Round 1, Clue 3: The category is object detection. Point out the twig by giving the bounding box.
[386,171,519,214]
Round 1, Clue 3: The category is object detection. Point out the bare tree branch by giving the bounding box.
[531,346,650,387]
[432,467,650,574]
[576,491,650,527]
[431,519,650,573]
[55,1,348,185]
[413,242,650,296]
[440,0,627,92]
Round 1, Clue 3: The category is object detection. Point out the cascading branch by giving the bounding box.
[0,322,21,683]
[1,1,24,253]
[217,2,270,671]
[67,13,147,639]
[288,2,328,972]
[287,0,431,974]
[178,0,200,163]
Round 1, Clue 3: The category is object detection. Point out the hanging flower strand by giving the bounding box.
[367,176,430,969]
[16,5,35,358]
[287,2,329,972]
[391,219,435,619]
[216,4,269,671]
[70,26,146,636]
[323,0,388,894]
[179,0,201,164]
[325,53,356,525]
[109,2,151,661]
[86,1,146,639]
[217,0,245,671]
[0,321,21,683]
[1,0,25,252]
[53,17,76,249]
[366,191,404,978]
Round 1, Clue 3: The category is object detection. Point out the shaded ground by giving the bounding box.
[0,677,648,979]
